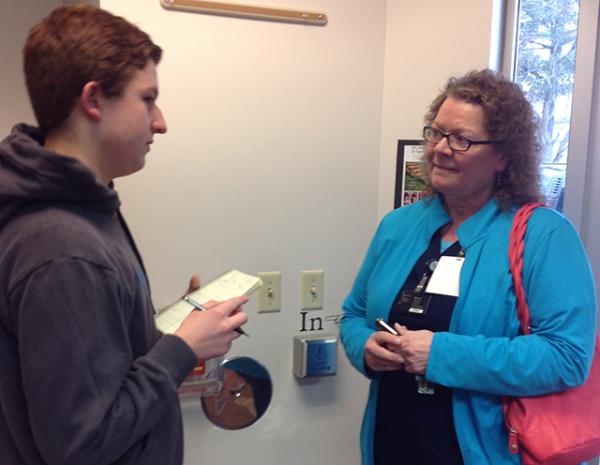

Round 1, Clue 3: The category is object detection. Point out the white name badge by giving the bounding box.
[425,256,464,297]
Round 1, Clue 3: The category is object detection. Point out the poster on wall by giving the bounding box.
[394,140,427,208]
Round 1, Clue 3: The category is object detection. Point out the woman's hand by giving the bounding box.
[364,331,405,372]
[393,324,434,375]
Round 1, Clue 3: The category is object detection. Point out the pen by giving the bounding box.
[375,318,399,336]
[183,296,249,337]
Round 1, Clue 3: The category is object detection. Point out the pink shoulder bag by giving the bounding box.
[503,202,600,465]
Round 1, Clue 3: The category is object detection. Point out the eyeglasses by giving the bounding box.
[423,126,499,152]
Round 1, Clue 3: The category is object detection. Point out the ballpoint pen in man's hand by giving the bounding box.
[183,295,249,337]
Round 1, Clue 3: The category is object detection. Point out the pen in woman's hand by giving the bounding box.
[183,296,249,337]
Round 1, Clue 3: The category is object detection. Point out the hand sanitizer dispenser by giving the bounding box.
[293,334,337,378]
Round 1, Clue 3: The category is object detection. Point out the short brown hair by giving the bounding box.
[23,4,162,133]
[424,69,543,209]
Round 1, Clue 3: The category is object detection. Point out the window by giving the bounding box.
[506,0,580,211]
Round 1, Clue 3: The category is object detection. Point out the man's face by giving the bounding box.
[98,61,167,179]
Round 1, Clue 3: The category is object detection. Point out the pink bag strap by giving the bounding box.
[508,202,545,336]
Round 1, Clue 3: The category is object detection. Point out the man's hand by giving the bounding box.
[186,273,201,295]
[175,273,249,360]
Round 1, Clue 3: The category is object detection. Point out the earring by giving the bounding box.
[495,172,502,188]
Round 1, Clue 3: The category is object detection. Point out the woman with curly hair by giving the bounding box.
[341,69,596,465]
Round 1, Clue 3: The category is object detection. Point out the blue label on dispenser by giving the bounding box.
[305,339,337,376]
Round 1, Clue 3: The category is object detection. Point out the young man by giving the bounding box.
[0,5,248,465]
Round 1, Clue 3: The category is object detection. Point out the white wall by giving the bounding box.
[102,1,384,464]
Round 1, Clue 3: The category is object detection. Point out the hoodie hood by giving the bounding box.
[0,123,119,227]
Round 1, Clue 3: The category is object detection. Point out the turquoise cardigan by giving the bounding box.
[341,196,596,465]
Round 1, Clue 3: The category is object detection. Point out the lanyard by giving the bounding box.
[393,228,464,394]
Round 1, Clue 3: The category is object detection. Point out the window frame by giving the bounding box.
[500,0,600,237]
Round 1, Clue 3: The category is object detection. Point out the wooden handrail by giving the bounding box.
[160,0,328,25]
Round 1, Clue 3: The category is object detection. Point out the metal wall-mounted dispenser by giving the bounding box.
[293,334,337,378]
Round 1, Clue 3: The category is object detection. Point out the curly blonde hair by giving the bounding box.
[423,69,543,209]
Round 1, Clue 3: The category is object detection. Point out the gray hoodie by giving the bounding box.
[0,124,197,465]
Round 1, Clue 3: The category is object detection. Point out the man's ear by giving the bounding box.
[80,81,103,121]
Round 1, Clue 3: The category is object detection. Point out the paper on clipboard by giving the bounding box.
[155,269,263,334]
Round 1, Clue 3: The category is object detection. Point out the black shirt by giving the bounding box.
[374,229,464,465]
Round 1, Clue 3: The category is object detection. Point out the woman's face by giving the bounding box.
[426,97,506,205]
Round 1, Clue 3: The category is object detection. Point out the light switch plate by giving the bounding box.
[301,269,324,310]
[257,271,282,312]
